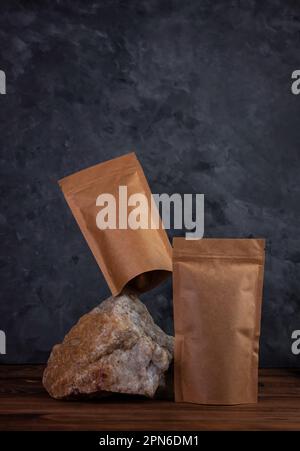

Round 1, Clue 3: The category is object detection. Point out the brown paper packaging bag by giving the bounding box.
[173,238,265,405]
[59,153,172,295]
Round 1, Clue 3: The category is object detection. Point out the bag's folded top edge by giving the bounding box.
[58,152,138,194]
[173,237,265,259]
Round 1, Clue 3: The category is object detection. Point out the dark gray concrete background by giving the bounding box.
[0,0,299,366]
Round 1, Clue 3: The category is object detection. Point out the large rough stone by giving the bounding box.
[43,293,174,399]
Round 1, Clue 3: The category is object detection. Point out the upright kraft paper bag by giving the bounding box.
[173,238,265,405]
[59,153,172,295]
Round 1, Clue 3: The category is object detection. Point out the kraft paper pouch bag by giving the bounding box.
[173,238,265,405]
[59,153,172,295]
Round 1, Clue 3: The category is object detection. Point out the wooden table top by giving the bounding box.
[0,366,299,431]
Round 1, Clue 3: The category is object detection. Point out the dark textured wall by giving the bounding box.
[0,0,299,366]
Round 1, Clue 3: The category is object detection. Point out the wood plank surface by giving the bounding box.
[0,366,299,431]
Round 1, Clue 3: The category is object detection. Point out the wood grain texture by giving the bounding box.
[0,366,299,431]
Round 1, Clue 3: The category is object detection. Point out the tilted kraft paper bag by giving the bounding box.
[59,153,172,295]
[173,238,265,405]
